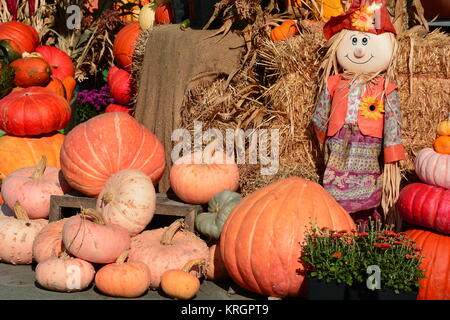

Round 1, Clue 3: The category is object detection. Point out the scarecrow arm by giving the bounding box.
[312,88,332,144]
[383,90,406,163]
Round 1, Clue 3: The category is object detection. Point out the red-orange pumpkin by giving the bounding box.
[0,22,39,53]
[0,87,71,136]
[35,46,75,81]
[107,66,132,105]
[155,3,174,24]
[113,22,141,73]
[10,56,52,87]
[405,229,450,300]
[105,104,132,114]
[220,177,356,298]
[60,112,165,197]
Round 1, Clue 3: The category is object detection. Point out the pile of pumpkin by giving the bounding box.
[396,116,450,300]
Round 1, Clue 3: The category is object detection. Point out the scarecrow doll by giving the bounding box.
[312,0,405,225]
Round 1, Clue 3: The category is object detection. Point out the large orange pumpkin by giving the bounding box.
[0,22,39,53]
[405,229,450,300]
[0,87,71,136]
[0,132,65,180]
[113,22,141,73]
[220,177,356,298]
[60,112,165,197]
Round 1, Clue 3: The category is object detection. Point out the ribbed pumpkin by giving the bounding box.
[35,252,95,292]
[0,22,39,53]
[0,87,71,136]
[10,55,52,87]
[415,148,450,190]
[96,169,156,236]
[128,219,209,289]
[220,177,356,297]
[1,156,71,219]
[155,3,174,24]
[32,218,68,263]
[35,46,75,81]
[405,229,450,300]
[397,183,450,235]
[107,66,132,105]
[105,104,132,114]
[62,209,131,264]
[60,112,165,197]
[0,202,48,264]
[113,22,141,73]
[170,143,240,204]
[0,132,64,180]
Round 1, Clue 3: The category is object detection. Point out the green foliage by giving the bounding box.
[301,220,425,294]
[0,59,14,99]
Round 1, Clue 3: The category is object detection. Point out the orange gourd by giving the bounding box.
[220,177,356,298]
[95,250,151,298]
[270,20,298,42]
[0,132,64,180]
[160,259,204,300]
[433,135,450,154]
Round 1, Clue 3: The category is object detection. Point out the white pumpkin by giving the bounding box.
[0,202,47,264]
[96,169,156,236]
[415,148,450,190]
[139,3,157,30]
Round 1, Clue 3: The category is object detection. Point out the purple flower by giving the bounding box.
[77,85,114,111]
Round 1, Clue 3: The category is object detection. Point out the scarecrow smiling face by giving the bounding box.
[336,30,394,74]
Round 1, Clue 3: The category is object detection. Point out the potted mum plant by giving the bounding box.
[301,220,425,300]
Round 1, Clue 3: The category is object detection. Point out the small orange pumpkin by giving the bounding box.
[433,136,450,155]
[95,250,151,298]
[160,259,204,300]
[270,20,299,42]
[9,54,52,87]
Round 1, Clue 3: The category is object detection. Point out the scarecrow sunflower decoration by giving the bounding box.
[312,0,405,227]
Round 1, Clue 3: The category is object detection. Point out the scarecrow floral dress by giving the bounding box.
[312,82,403,214]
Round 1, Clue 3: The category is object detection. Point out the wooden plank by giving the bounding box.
[49,193,202,231]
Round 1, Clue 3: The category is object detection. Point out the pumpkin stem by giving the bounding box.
[58,251,70,259]
[30,156,47,179]
[116,250,130,265]
[80,208,105,225]
[160,218,185,245]
[101,192,114,207]
[13,201,30,221]
[182,259,206,274]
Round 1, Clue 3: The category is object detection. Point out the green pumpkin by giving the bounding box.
[195,190,243,240]
[0,59,14,99]
[0,40,21,64]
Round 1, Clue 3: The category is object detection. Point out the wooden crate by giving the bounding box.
[49,192,202,231]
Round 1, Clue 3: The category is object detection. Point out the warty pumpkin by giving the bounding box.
[220,176,356,298]
[0,87,71,136]
[60,112,165,197]
[0,132,64,180]
[415,148,450,190]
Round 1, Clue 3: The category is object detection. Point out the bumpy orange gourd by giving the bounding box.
[0,132,64,180]
[113,22,141,73]
[2,156,71,219]
[0,202,47,264]
[35,252,95,292]
[220,177,356,298]
[433,136,450,154]
[270,20,298,42]
[405,229,450,300]
[160,259,204,300]
[62,209,131,264]
[95,250,151,298]
[32,218,68,263]
[60,112,165,197]
[128,219,209,289]
[170,142,239,204]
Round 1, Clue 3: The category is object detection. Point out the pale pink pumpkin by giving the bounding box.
[32,218,68,263]
[35,252,95,292]
[62,209,131,264]
[1,156,71,219]
[128,219,209,289]
[0,202,47,264]
[96,169,156,236]
[415,148,450,190]
[170,142,239,204]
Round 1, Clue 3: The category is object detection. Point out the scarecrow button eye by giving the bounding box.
[362,37,368,45]
[352,37,358,45]
[369,105,376,111]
